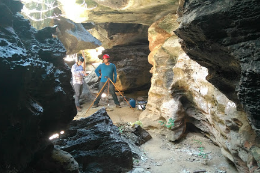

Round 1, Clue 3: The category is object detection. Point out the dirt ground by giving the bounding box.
[74,99,238,173]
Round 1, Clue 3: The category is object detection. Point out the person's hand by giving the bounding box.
[84,73,88,76]
[99,75,102,78]
[82,71,88,76]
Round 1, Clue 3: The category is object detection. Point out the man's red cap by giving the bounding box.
[103,54,110,59]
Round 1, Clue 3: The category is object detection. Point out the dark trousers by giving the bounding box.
[94,81,119,105]
[73,84,83,107]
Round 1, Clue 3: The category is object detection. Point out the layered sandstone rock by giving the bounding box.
[58,0,179,25]
[87,23,149,49]
[140,6,260,172]
[140,13,181,128]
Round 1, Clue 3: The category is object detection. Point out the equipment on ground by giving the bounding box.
[129,99,136,108]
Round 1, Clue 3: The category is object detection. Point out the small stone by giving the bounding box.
[156,163,162,166]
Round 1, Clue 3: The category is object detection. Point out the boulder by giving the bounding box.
[132,124,152,146]
[55,17,101,54]
[84,71,99,90]
[54,108,133,173]
[116,123,152,147]
[80,82,94,102]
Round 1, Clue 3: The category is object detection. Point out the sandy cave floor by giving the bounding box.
[74,99,238,173]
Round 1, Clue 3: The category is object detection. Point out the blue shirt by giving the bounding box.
[95,63,117,83]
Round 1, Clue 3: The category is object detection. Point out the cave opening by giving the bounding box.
[185,122,202,134]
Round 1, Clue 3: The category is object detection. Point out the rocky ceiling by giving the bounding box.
[21,0,179,49]
[58,0,179,25]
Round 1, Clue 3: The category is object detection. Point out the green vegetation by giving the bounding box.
[130,120,143,127]
[133,159,139,165]
[159,118,175,129]
[194,140,208,159]
[118,126,124,133]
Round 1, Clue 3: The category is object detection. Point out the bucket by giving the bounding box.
[129,98,136,108]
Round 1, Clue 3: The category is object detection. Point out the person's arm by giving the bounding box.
[81,51,86,71]
[95,64,101,78]
[113,64,117,83]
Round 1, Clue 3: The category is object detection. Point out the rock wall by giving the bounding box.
[140,7,260,173]
[140,13,181,128]
[0,0,75,171]
[174,1,260,171]
[82,44,152,92]
[175,0,260,133]
[85,23,152,92]
[102,45,152,91]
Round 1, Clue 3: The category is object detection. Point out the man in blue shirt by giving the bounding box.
[93,54,121,108]
[71,56,88,112]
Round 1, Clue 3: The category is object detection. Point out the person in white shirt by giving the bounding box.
[71,56,88,112]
